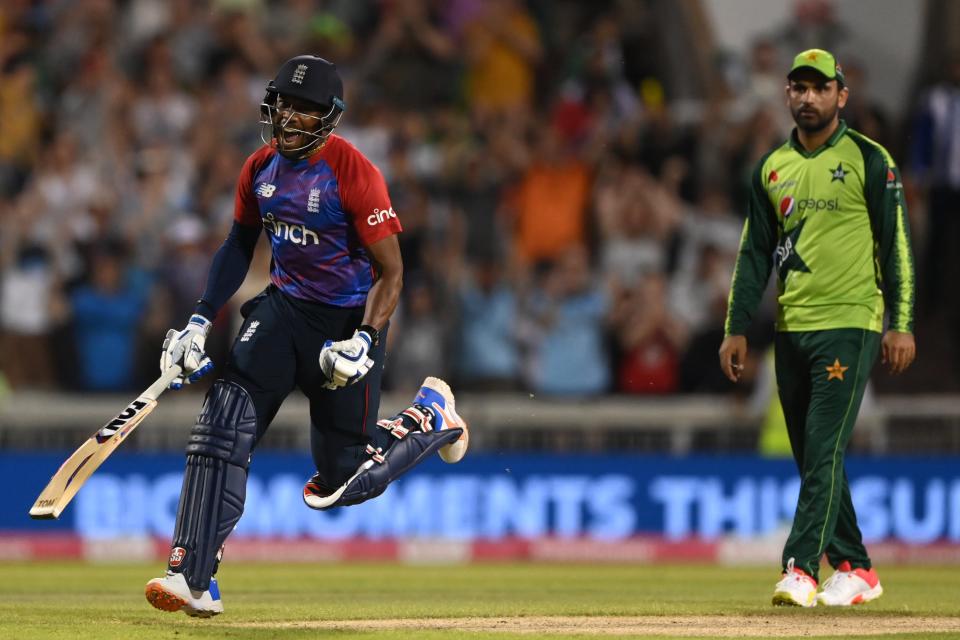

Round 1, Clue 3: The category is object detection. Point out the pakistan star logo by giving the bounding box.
[826,358,849,381]
[830,162,846,183]
[775,218,811,284]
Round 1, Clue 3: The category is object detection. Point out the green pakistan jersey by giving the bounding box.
[725,120,915,335]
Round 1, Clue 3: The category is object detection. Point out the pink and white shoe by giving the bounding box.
[817,561,883,606]
[413,377,469,463]
[772,557,818,607]
[145,571,223,617]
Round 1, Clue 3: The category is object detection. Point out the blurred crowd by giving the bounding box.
[0,0,955,397]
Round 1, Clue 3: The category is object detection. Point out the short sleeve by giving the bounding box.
[331,139,402,245]
[233,146,275,226]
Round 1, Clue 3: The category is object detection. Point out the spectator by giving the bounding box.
[910,54,960,379]
[159,215,212,323]
[0,55,41,197]
[524,246,610,396]
[0,229,62,390]
[455,259,521,391]
[68,242,151,391]
[840,59,891,147]
[669,187,741,334]
[0,0,942,398]
[358,0,458,109]
[773,0,849,63]
[729,38,793,136]
[911,55,960,322]
[462,0,542,118]
[131,60,197,146]
[596,163,675,288]
[506,124,591,264]
[448,148,511,264]
[611,272,683,395]
[385,278,449,393]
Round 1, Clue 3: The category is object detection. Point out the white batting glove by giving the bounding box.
[161,314,214,389]
[319,329,374,390]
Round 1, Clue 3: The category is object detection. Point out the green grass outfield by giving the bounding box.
[2,562,959,639]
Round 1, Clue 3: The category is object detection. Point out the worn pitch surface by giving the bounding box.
[2,562,959,639]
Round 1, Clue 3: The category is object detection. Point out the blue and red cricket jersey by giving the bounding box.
[234,134,402,307]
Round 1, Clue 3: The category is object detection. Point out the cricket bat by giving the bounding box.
[28,365,183,520]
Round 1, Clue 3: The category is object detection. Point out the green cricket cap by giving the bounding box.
[788,48,845,86]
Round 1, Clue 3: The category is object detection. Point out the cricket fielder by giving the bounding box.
[719,49,916,607]
[145,55,468,617]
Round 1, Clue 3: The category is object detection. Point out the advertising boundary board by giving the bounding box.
[3,453,959,563]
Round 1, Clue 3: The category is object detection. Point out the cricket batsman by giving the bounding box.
[719,49,916,607]
[144,54,468,617]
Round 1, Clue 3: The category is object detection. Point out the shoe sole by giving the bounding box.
[145,582,224,617]
[145,582,189,613]
[819,583,883,606]
[772,591,816,607]
[852,584,883,604]
[421,377,469,464]
[438,417,469,463]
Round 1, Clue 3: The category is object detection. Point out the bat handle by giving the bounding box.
[144,365,184,401]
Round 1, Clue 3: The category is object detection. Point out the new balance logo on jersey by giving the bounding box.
[367,207,397,226]
[263,212,320,246]
[256,183,277,197]
[292,64,308,84]
[307,188,321,213]
[240,321,260,342]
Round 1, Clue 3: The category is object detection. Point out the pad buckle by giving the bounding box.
[377,418,409,440]
[401,406,432,432]
[365,444,385,464]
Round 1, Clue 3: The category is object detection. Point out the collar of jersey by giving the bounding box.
[789,119,848,159]
[273,136,334,167]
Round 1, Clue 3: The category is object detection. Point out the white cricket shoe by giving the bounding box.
[413,377,469,463]
[772,557,818,607]
[145,571,224,617]
[817,561,883,606]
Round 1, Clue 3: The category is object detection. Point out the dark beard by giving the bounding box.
[792,103,838,134]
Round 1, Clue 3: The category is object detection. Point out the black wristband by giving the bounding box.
[194,298,217,321]
[358,324,380,346]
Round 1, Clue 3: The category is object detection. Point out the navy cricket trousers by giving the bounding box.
[222,285,391,487]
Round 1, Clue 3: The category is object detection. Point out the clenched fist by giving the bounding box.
[319,329,375,390]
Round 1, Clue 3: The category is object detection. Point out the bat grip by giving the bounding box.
[145,365,184,401]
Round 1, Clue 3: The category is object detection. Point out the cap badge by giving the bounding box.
[292,64,307,85]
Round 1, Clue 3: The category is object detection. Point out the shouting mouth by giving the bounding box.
[281,128,303,146]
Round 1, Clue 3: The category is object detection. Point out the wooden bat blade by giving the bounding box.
[29,397,158,519]
[28,365,180,520]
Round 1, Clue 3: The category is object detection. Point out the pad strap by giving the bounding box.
[310,427,462,510]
